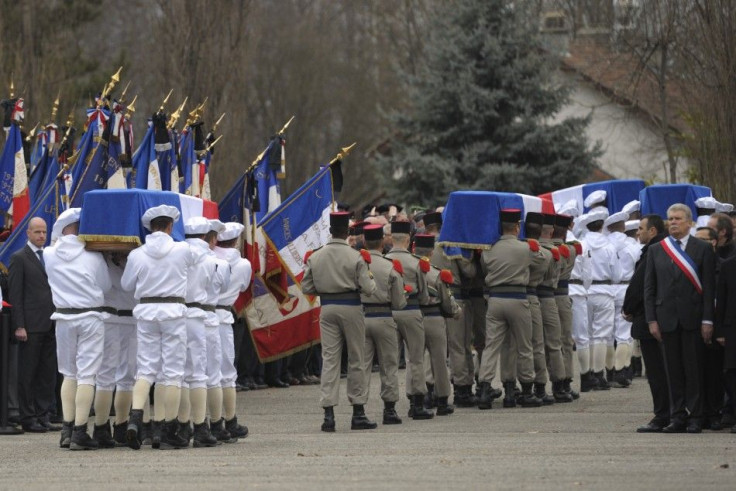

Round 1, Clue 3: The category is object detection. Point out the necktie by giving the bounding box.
[675,239,682,250]
[36,249,45,267]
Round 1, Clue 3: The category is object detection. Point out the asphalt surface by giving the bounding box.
[1,371,734,490]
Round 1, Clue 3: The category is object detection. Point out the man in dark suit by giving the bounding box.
[623,214,669,432]
[644,204,717,433]
[8,217,58,433]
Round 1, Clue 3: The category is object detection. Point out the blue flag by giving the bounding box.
[253,136,282,223]
[179,129,195,194]
[218,172,246,223]
[129,126,161,190]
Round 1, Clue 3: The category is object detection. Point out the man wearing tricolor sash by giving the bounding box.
[644,203,716,434]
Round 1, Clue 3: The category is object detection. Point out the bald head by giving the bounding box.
[27,217,47,248]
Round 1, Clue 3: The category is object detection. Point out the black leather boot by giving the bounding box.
[631,356,643,377]
[321,406,336,432]
[351,404,378,430]
[552,380,573,403]
[436,396,455,416]
[564,378,580,400]
[225,416,248,438]
[382,401,402,425]
[178,420,193,444]
[160,420,189,449]
[519,383,543,407]
[580,371,598,392]
[93,421,116,448]
[211,418,237,443]
[478,382,493,410]
[192,422,218,448]
[70,423,99,451]
[502,382,517,408]
[113,422,127,446]
[613,369,631,388]
[453,385,477,407]
[407,394,415,418]
[151,420,163,449]
[126,409,143,450]
[594,371,611,390]
[60,421,73,449]
[424,383,436,409]
[411,394,434,419]
[534,383,555,405]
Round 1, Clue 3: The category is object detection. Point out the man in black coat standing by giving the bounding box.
[715,253,736,433]
[644,204,717,433]
[8,217,58,433]
[623,214,669,432]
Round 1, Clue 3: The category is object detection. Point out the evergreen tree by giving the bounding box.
[376,0,600,205]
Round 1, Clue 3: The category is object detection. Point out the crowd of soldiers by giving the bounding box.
[19,205,253,450]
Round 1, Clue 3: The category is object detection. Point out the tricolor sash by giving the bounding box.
[661,236,703,294]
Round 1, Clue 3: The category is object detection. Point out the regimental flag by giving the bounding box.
[218,172,246,223]
[128,125,162,191]
[0,122,30,225]
[238,164,337,362]
[199,151,211,201]
[252,135,283,224]
[28,135,51,203]
[179,127,195,195]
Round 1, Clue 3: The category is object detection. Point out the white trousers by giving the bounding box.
[136,317,187,386]
[97,321,121,391]
[115,321,137,391]
[613,286,632,345]
[587,294,614,345]
[183,317,208,389]
[219,323,237,388]
[571,294,589,349]
[206,326,222,389]
[56,316,105,386]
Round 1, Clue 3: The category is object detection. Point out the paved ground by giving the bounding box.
[1,373,735,490]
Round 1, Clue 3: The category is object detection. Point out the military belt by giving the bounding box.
[614,281,630,285]
[186,302,216,312]
[140,296,186,304]
[557,280,569,288]
[319,291,360,301]
[568,279,584,285]
[362,303,392,315]
[487,292,527,300]
[536,285,556,298]
[55,307,111,315]
[526,287,537,296]
[216,304,232,311]
[420,305,442,317]
[117,309,134,317]
[554,288,569,296]
[488,284,527,295]
[591,280,612,285]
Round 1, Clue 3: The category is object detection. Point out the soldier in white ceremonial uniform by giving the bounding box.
[582,208,621,390]
[213,222,252,439]
[177,216,221,447]
[604,211,641,387]
[122,205,194,450]
[45,208,112,450]
[302,212,378,431]
[359,224,406,425]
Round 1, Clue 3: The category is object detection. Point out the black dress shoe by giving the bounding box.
[41,420,62,432]
[22,422,48,433]
[662,421,687,433]
[686,422,702,434]
[267,379,289,388]
[636,421,668,433]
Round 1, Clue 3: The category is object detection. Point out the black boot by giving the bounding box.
[411,394,434,419]
[178,420,193,444]
[564,378,580,400]
[424,383,436,409]
[225,416,249,438]
[59,421,73,449]
[151,420,163,449]
[606,368,616,385]
[351,404,378,430]
[502,382,517,408]
[489,385,503,400]
[580,371,598,392]
[453,385,477,407]
[93,421,116,448]
[519,383,543,407]
[211,418,237,443]
[382,401,402,425]
[126,409,143,450]
[140,421,152,446]
[436,396,455,416]
[552,380,573,403]
[70,423,99,451]
[321,406,336,432]
[631,356,643,377]
[160,420,189,449]
[478,382,493,410]
[613,369,631,388]
[113,422,127,447]
[192,422,218,448]
[594,371,611,390]
[534,383,555,405]
[407,394,416,418]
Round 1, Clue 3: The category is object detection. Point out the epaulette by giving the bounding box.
[526,238,540,252]
[360,249,371,264]
[439,269,454,285]
[418,256,430,273]
[558,244,570,259]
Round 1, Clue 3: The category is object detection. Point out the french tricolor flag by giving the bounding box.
[0,123,30,226]
[538,179,645,215]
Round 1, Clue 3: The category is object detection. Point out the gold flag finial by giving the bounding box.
[278,116,295,136]
[331,142,357,165]
[119,80,131,102]
[158,89,174,113]
[25,123,39,142]
[205,134,223,153]
[212,112,226,133]
[168,97,187,128]
[51,92,60,122]
[124,95,138,119]
[111,66,122,84]
[9,77,14,98]
[65,109,75,128]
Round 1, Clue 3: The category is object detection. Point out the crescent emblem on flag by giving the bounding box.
[315,189,322,199]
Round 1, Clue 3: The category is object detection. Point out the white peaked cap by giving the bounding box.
[184,216,211,235]
[52,207,82,240]
[208,219,226,233]
[625,220,640,232]
[557,199,580,217]
[141,205,180,231]
[218,222,245,241]
[584,190,607,208]
[694,196,718,209]
[622,200,640,214]
[586,208,609,224]
[604,211,629,228]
